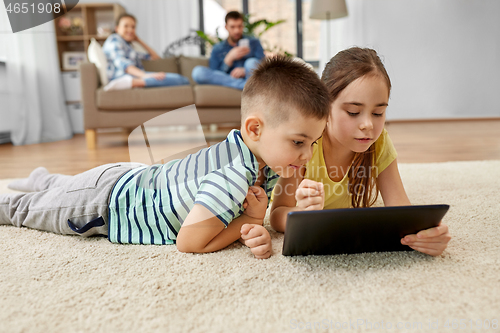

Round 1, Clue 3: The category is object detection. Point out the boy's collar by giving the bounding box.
[231,129,273,176]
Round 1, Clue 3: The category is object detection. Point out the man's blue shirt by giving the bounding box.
[209,36,265,73]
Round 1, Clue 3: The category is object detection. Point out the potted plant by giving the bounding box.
[196,14,293,57]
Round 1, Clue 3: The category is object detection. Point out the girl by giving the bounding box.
[270,47,451,256]
[102,13,190,91]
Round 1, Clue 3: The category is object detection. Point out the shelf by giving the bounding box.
[89,35,112,40]
[77,3,114,9]
[57,35,85,41]
[56,34,110,42]
[53,3,124,71]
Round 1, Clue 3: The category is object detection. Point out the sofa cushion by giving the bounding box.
[178,56,209,84]
[87,38,109,86]
[97,86,194,111]
[193,85,242,107]
[141,57,179,74]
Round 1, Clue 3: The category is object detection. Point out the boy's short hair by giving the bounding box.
[225,11,244,23]
[241,55,331,127]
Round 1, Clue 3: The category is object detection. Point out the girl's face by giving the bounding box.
[116,17,136,42]
[326,74,389,154]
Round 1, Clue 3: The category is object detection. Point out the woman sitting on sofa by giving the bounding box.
[102,13,190,91]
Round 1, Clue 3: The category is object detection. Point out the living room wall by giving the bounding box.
[78,0,201,57]
[320,0,500,120]
[0,11,10,134]
[0,63,9,134]
[0,1,200,143]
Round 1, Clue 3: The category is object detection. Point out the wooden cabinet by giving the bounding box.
[53,3,125,133]
[53,3,125,72]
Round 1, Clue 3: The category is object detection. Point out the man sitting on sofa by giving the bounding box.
[192,11,265,90]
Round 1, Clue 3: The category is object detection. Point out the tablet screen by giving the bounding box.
[282,204,449,256]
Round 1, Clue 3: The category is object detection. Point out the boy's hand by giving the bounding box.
[295,179,324,211]
[242,186,268,221]
[401,222,451,256]
[240,224,272,259]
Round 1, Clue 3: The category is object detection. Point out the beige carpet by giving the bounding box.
[1,161,499,333]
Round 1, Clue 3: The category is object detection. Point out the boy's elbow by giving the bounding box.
[176,243,204,254]
[176,238,209,254]
[176,237,199,253]
[176,241,192,253]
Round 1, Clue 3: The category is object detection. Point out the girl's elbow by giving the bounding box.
[269,210,285,233]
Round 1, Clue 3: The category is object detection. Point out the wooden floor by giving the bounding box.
[0,119,499,178]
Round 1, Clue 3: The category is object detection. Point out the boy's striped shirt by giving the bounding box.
[107,130,279,245]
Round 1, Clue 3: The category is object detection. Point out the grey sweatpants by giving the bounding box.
[0,163,144,237]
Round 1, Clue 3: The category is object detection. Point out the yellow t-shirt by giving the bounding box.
[303,129,398,209]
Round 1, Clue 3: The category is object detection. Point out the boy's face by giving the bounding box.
[257,111,326,178]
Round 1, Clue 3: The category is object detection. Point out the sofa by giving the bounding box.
[79,56,242,149]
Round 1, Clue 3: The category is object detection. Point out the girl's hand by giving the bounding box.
[401,222,451,256]
[240,224,272,259]
[242,186,268,221]
[295,179,324,211]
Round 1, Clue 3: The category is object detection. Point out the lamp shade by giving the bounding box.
[309,0,348,20]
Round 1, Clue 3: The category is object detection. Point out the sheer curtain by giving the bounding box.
[0,5,72,145]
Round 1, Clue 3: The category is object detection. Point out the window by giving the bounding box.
[214,0,243,12]
[200,0,319,63]
[248,0,296,56]
[301,0,320,62]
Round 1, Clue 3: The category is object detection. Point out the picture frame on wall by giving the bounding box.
[62,52,87,70]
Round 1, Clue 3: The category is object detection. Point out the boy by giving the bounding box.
[0,56,330,259]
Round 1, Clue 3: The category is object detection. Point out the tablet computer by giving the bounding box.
[282,204,449,256]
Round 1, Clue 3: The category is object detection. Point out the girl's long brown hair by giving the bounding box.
[321,47,391,208]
